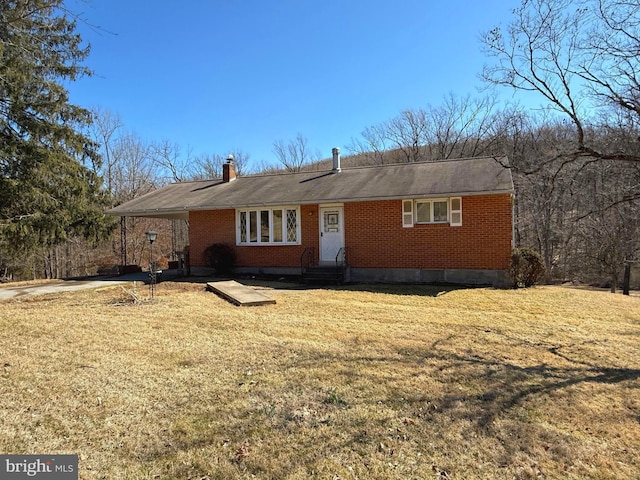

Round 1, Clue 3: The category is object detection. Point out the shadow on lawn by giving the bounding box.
[130,334,640,478]
[172,275,467,297]
[419,342,640,430]
[185,339,639,476]
[290,336,640,432]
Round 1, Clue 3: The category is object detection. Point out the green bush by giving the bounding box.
[509,248,546,288]
[202,243,236,275]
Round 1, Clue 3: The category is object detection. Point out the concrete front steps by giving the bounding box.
[301,265,346,285]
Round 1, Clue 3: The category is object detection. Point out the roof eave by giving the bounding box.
[183,188,514,211]
[106,209,189,220]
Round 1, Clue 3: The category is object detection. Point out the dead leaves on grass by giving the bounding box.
[110,284,146,305]
[3,284,640,479]
[234,440,250,462]
[432,464,450,477]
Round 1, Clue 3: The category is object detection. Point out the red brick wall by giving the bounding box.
[189,194,512,271]
[344,194,513,270]
[189,205,319,268]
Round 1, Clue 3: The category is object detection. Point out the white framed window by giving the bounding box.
[415,198,449,224]
[237,206,300,245]
[406,197,462,226]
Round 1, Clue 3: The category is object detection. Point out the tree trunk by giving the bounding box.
[610,271,617,293]
[623,263,631,295]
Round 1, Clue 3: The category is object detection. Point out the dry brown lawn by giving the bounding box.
[1,279,639,479]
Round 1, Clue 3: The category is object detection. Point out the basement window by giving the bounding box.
[237,206,300,245]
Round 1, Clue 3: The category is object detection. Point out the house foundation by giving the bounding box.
[348,267,509,287]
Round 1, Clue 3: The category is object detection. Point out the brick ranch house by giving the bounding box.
[108,151,515,285]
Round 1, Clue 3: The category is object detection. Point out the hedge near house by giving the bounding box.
[202,243,236,275]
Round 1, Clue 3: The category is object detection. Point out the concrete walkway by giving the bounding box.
[0,270,182,300]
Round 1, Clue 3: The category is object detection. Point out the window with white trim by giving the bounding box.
[237,206,300,245]
[403,197,462,226]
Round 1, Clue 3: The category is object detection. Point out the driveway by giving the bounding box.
[0,270,181,300]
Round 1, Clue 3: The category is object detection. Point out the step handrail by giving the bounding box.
[300,246,315,275]
[335,247,348,283]
[335,246,348,267]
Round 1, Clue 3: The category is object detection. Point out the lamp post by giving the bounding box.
[146,231,158,298]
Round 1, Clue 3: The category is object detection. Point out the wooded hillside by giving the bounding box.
[1,0,638,289]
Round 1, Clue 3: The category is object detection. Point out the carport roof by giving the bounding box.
[106,156,513,220]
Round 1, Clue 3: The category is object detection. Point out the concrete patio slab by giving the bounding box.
[206,280,277,306]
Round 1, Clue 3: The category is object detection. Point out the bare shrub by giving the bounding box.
[510,248,546,288]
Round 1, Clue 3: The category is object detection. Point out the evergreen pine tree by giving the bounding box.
[0,0,113,258]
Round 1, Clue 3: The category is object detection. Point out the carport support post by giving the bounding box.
[120,216,128,266]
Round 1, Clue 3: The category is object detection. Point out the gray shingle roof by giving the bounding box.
[107,156,513,219]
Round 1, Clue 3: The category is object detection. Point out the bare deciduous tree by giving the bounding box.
[90,110,157,201]
[572,160,640,290]
[150,140,192,183]
[426,94,502,160]
[348,94,502,164]
[581,0,640,120]
[481,0,640,288]
[91,108,124,197]
[386,109,429,162]
[347,124,389,165]
[481,0,640,163]
[273,134,319,172]
[112,134,156,202]
[192,154,223,180]
[191,149,251,180]
[228,149,251,176]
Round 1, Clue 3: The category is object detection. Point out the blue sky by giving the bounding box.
[66,0,522,167]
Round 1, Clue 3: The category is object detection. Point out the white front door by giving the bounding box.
[319,205,345,263]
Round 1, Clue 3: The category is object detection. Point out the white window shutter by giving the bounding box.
[450,197,462,226]
[402,200,414,227]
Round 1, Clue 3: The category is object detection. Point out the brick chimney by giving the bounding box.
[223,154,236,182]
